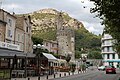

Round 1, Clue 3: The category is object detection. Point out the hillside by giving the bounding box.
[23,8,101,59]
[30,8,84,40]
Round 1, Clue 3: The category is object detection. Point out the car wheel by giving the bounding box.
[106,72,108,74]
[114,72,116,74]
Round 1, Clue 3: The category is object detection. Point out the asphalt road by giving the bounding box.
[51,69,120,80]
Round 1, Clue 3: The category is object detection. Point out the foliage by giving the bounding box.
[31,36,43,45]
[75,27,101,59]
[87,51,102,59]
[79,64,86,71]
[69,63,76,72]
[75,27,101,50]
[90,0,120,53]
[32,29,57,41]
[75,51,82,59]
[65,54,71,63]
[49,52,60,58]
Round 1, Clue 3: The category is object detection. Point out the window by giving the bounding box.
[112,54,115,59]
[18,34,20,41]
[26,27,28,32]
[52,44,54,47]
[8,30,12,38]
[107,47,110,52]
[8,19,12,27]
[22,35,24,42]
[107,54,110,59]
[46,43,48,46]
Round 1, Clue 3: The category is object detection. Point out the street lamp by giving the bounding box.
[33,44,43,80]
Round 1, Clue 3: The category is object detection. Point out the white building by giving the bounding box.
[101,34,120,68]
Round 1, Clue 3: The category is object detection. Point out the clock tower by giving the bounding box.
[56,12,75,60]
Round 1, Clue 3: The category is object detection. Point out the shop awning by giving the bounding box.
[0,48,26,58]
[26,53,35,58]
[42,53,58,62]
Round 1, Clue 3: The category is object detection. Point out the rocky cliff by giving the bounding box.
[30,9,83,31]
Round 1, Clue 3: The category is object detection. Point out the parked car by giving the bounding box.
[98,66,106,71]
[106,66,116,74]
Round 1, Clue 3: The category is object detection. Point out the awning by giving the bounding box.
[42,53,58,62]
[26,53,35,58]
[0,48,26,58]
[103,60,120,62]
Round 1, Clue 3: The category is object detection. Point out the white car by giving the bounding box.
[98,66,106,71]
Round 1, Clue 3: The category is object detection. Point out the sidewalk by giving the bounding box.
[11,70,88,80]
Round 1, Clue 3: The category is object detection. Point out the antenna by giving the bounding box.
[12,7,15,14]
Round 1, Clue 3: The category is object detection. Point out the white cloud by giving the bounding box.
[82,21,103,35]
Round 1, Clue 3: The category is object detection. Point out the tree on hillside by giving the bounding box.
[90,0,120,54]
[87,51,102,59]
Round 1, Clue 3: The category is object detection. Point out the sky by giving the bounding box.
[1,0,104,35]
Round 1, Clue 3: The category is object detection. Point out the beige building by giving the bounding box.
[43,40,58,54]
[0,9,16,44]
[0,9,32,53]
[56,12,75,60]
[15,15,33,53]
[0,20,6,42]
[0,9,6,42]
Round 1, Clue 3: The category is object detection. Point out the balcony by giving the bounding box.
[101,44,113,47]
[101,51,115,54]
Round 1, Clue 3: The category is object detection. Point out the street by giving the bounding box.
[51,69,120,80]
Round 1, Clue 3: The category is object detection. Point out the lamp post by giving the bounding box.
[33,44,44,80]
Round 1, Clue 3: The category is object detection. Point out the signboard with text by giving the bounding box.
[0,41,20,51]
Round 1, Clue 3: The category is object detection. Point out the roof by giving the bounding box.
[26,53,35,58]
[43,53,58,62]
[0,48,26,58]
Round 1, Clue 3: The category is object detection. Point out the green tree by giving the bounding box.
[65,54,71,63]
[87,51,102,59]
[31,36,43,45]
[90,0,120,54]
[75,51,81,59]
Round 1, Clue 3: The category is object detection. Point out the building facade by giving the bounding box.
[15,15,33,53]
[0,20,6,42]
[56,12,75,60]
[0,9,16,44]
[101,34,120,68]
[0,9,33,53]
[43,40,58,54]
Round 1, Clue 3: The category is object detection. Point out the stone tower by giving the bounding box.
[56,12,75,60]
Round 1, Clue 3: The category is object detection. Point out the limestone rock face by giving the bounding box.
[29,8,84,34]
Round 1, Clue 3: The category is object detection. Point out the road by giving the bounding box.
[51,68,120,80]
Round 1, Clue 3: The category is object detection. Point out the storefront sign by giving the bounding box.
[0,41,20,50]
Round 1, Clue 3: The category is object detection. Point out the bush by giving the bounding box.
[79,64,86,71]
[69,63,76,72]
